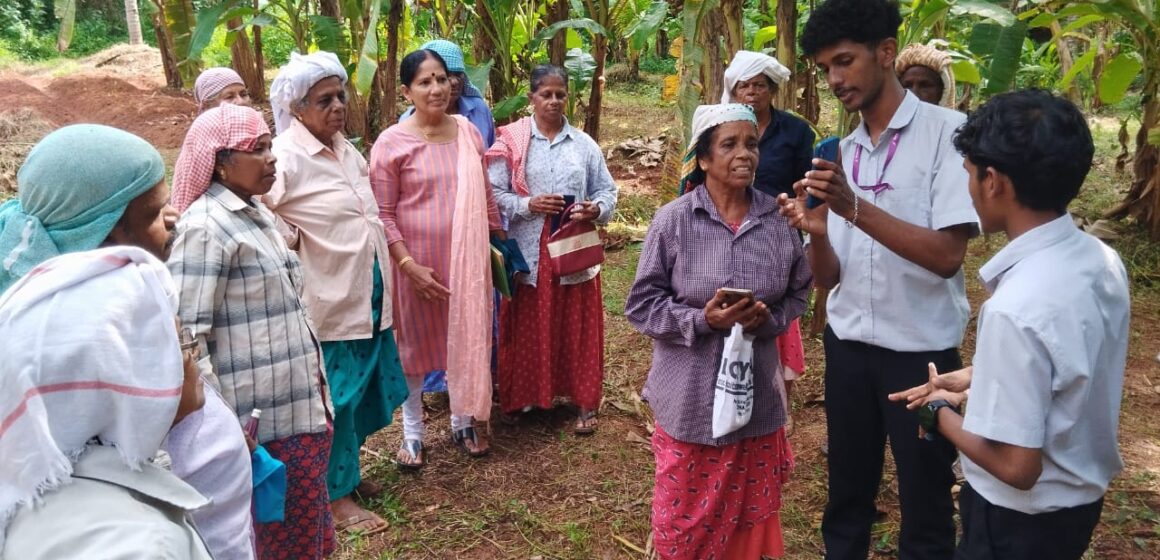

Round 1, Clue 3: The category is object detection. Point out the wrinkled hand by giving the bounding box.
[704,290,771,332]
[403,261,451,302]
[889,363,973,410]
[529,194,566,215]
[568,201,601,223]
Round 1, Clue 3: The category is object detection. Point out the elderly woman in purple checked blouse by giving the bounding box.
[625,103,812,560]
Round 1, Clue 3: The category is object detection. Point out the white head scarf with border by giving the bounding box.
[0,246,184,548]
[679,103,758,194]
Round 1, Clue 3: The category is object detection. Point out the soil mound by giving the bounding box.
[0,109,54,199]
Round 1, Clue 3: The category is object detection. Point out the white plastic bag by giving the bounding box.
[712,322,756,438]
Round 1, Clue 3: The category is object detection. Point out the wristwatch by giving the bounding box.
[918,399,958,441]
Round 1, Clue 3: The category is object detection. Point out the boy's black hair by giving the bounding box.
[953,89,1094,214]
[801,0,903,57]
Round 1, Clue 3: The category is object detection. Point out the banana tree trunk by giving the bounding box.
[1106,74,1160,238]
[1050,20,1081,104]
[125,0,143,45]
[584,34,608,142]
[774,0,796,110]
[162,0,199,86]
[151,8,182,88]
[700,7,726,104]
[229,20,266,103]
[548,0,569,66]
[252,0,265,102]
[720,0,743,62]
[382,0,403,126]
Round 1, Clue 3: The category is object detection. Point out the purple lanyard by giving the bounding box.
[851,131,901,195]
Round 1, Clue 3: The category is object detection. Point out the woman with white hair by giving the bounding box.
[626,103,811,559]
[0,247,210,559]
[266,51,407,537]
[721,50,815,431]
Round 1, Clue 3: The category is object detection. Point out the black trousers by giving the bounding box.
[956,483,1103,560]
[821,327,961,560]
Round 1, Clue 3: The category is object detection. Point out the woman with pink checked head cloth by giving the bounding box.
[169,104,339,558]
[193,67,252,113]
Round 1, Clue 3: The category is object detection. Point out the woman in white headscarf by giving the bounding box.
[0,246,210,559]
[627,104,811,560]
[266,51,408,536]
[721,50,814,433]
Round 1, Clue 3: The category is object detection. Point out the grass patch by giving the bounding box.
[601,244,642,316]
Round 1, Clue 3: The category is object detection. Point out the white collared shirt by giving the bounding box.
[962,214,1129,514]
[826,91,979,351]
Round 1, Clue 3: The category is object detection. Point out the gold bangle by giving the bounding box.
[397,256,415,269]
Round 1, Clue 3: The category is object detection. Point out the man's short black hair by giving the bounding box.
[801,0,903,56]
[953,89,1094,214]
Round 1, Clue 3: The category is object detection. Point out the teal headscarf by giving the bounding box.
[0,124,165,293]
[421,39,483,99]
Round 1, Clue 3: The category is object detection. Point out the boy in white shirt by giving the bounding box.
[891,89,1130,559]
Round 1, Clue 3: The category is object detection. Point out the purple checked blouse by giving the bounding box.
[625,186,812,446]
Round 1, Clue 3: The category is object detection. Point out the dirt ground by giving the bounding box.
[2,46,1157,559]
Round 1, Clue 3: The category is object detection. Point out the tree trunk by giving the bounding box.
[699,7,726,104]
[382,0,403,127]
[774,0,796,110]
[229,20,266,103]
[720,0,744,62]
[251,0,265,103]
[1105,77,1160,238]
[548,0,569,67]
[1050,20,1081,104]
[584,34,608,141]
[319,0,339,18]
[809,287,829,337]
[124,0,143,45]
[152,10,182,88]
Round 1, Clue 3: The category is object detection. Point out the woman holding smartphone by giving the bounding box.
[625,103,811,559]
[487,64,618,434]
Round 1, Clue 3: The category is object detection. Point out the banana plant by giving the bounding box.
[1031,0,1160,238]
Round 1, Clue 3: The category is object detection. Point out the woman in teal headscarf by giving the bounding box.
[0,124,176,294]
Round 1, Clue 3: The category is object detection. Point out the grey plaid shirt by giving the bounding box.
[169,183,330,444]
[626,186,812,446]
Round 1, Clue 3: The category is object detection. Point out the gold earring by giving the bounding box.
[219,168,229,182]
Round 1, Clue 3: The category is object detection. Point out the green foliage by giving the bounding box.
[0,3,128,61]
[638,53,674,74]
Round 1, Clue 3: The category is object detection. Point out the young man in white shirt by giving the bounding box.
[891,89,1130,559]
[783,1,979,558]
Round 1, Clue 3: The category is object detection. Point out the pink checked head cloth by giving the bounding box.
[170,103,270,213]
[0,246,183,548]
[193,67,246,113]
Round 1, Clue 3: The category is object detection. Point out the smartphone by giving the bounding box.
[718,287,754,306]
[550,194,578,232]
[808,137,841,209]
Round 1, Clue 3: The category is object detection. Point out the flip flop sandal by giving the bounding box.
[574,410,598,435]
[353,480,384,502]
[451,426,490,458]
[395,439,425,471]
[335,513,390,536]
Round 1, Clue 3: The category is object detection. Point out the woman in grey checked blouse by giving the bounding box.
[625,104,811,559]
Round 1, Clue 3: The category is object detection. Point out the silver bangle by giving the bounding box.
[844,195,860,228]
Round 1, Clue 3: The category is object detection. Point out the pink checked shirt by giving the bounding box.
[266,119,393,342]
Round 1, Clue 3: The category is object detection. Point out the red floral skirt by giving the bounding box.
[256,430,336,560]
[651,425,794,560]
[496,226,604,413]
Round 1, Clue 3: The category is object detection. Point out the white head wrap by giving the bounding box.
[680,104,758,194]
[0,246,184,548]
[721,50,793,104]
[269,51,349,134]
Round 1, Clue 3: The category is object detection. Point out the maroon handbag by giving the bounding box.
[546,203,605,276]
